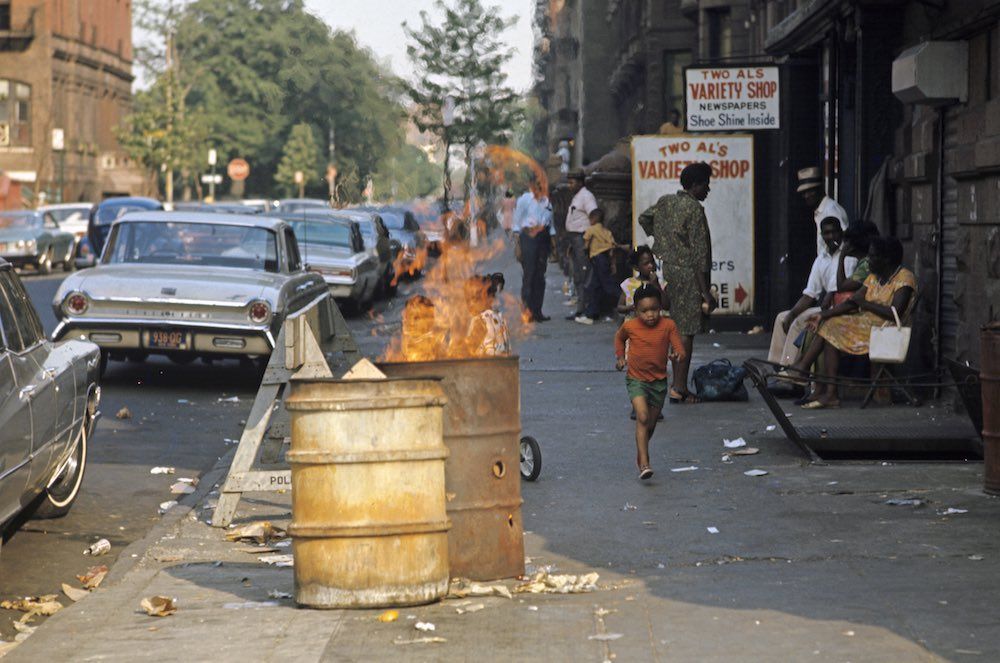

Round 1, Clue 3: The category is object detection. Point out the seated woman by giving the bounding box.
[790,236,916,409]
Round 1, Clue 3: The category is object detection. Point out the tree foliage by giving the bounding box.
[403,0,523,200]
[370,144,442,202]
[275,123,321,196]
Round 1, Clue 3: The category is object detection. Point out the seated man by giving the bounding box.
[768,217,856,367]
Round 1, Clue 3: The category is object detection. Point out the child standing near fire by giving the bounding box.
[615,284,685,480]
[465,273,510,356]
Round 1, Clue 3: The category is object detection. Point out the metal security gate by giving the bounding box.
[940,108,961,361]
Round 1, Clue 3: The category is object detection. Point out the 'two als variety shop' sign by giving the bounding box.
[685,66,779,131]
[632,136,755,314]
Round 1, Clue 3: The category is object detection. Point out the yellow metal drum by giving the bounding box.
[286,377,450,608]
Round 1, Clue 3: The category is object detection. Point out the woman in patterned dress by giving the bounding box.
[638,162,717,404]
[791,236,916,409]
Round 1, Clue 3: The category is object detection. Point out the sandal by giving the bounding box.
[801,399,840,410]
[669,389,701,404]
[639,466,654,480]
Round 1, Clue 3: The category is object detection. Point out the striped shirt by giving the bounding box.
[614,317,685,382]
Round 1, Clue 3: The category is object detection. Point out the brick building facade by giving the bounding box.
[0,0,145,209]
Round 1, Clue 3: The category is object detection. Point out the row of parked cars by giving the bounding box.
[0,195,439,537]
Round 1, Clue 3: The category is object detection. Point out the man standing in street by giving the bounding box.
[514,179,554,322]
[796,166,849,256]
[563,169,599,319]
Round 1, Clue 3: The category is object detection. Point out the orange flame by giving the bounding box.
[380,235,533,362]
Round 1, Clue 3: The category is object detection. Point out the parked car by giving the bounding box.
[83,196,163,268]
[239,199,276,214]
[0,209,77,274]
[368,206,426,277]
[282,214,379,309]
[39,202,93,239]
[53,212,327,371]
[0,259,101,534]
[330,209,396,297]
[412,205,445,255]
[276,198,329,214]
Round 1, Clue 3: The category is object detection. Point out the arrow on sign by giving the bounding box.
[734,283,748,306]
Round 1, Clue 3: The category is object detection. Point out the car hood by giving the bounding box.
[0,228,41,242]
[63,264,284,304]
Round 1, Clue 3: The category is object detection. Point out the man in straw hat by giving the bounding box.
[796,166,849,257]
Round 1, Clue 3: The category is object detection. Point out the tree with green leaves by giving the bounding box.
[275,123,321,197]
[371,144,442,202]
[403,0,524,201]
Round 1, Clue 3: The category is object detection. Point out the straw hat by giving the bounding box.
[796,166,823,193]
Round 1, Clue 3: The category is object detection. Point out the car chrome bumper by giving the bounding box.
[53,318,275,356]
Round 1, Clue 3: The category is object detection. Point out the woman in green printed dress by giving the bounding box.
[638,162,717,404]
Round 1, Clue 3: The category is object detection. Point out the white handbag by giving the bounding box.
[869,307,911,364]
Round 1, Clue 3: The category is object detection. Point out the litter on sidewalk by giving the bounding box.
[61,583,89,602]
[76,565,108,589]
[115,407,132,420]
[744,469,769,477]
[940,507,969,515]
[415,621,436,632]
[514,571,600,594]
[0,595,63,616]
[258,554,293,567]
[447,578,513,599]
[84,539,111,556]
[225,521,287,544]
[140,596,177,617]
[885,497,925,507]
[671,466,699,472]
[723,438,747,448]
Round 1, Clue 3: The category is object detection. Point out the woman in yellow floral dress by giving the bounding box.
[790,237,916,408]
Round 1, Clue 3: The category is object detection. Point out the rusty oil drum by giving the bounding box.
[379,356,525,581]
[285,377,450,608]
[982,323,1000,495]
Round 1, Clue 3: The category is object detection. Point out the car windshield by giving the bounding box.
[47,207,90,223]
[289,220,352,248]
[96,204,148,225]
[381,212,405,230]
[106,221,279,272]
[0,212,39,229]
[281,201,328,214]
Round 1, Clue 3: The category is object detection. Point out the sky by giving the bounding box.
[305,0,536,92]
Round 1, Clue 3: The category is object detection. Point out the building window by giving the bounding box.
[0,79,32,147]
[707,9,733,60]
[663,50,693,118]
[0,2,11,31]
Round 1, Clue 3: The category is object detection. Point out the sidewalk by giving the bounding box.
[6,247,998,662]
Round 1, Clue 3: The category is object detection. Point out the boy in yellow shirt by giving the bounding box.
[576,209,624,324]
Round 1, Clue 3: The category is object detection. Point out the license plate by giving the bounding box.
[146,329,188,350]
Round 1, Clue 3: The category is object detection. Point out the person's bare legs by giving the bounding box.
[632,396,661,471]
[816,342,841,404]
[671,335,695,399]
[793,335,825,375]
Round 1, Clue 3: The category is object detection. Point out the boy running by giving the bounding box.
[614,284,686,480]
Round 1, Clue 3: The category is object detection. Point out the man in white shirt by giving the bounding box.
[797,166,849,257]
[563,170,599,318]
[768,217,857,366]
[513,180,554,322]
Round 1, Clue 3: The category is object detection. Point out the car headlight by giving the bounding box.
[248,299,272,325]
[62,291,89,316]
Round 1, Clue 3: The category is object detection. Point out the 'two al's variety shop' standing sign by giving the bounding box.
[632,136,755,314]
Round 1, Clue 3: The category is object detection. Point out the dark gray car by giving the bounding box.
[0,260,101,538]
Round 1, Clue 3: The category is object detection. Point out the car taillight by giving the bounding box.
[63,292,88,316]
[248,300,272,324]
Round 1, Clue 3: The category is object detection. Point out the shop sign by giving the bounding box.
[685,66,779,131]
[632,135,755,314]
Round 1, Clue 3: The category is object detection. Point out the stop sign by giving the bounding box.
[227,158,250,181]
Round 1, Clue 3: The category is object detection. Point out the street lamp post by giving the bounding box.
[52,128,65,203]
[442,95,455,214]
[207,148,217,202]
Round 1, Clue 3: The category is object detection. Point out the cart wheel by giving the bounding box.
[519,436,541,481]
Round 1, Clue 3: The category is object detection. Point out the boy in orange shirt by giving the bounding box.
[615,284,686,480]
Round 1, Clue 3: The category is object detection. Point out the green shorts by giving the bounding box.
[626,376,669,410]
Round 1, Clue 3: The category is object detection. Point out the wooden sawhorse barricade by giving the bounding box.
[211,293,359,528]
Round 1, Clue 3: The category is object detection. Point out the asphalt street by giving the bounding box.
[0,269,405,642]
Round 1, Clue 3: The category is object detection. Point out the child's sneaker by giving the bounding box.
[574,315,594,325]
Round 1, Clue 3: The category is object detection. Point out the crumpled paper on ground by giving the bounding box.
[514,571,600,594]
[77,565,109,589]
[61,583,90,602]
[447,578,513,600]
[0,595,63,616]
[140,595,177,617]
[225,521,287,545]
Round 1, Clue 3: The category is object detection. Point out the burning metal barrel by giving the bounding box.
[285,376,450,608]
[982,323,1000,495]
[379,356,525,581]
